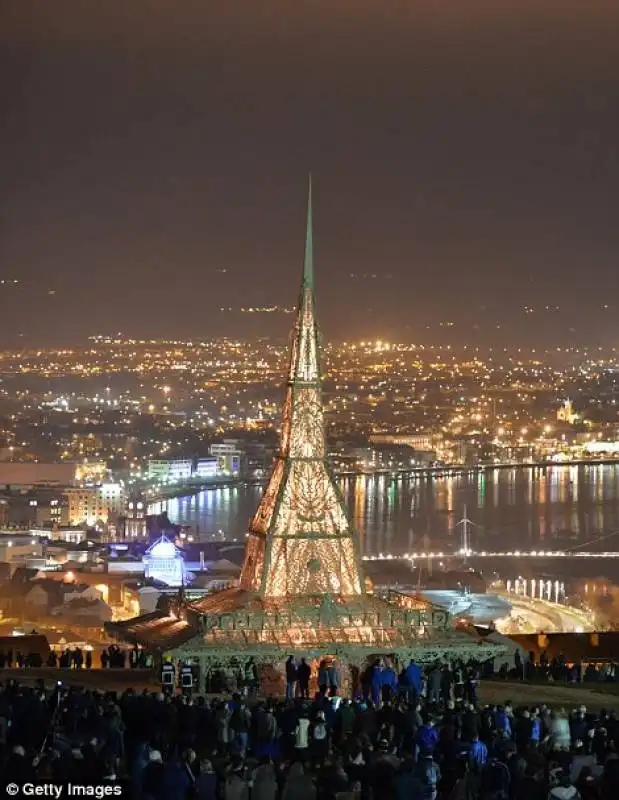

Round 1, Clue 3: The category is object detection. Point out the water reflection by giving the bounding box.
[152,464,619,558]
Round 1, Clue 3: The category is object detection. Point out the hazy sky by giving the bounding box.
[2,2,619,346]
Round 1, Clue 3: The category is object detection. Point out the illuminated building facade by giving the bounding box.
[557,398,578,425]
[65,483,124,527]
[147,459,194,482]
[143,535,185,587]
[74,461,109,485]
[209,441,243,476]
[194,457,218,478]
[125,493,147,538]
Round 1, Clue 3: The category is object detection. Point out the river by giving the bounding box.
[150,463,619,557]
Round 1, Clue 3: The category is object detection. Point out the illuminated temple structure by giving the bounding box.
[107,184,500,684]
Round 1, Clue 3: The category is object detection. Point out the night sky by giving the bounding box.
[3,2,619,347]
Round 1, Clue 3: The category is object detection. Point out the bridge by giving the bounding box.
[360,511,619,562]
[362,549,619,561]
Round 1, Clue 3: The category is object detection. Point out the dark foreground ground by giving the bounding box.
[1,667,618,710]
[0,667,158,690]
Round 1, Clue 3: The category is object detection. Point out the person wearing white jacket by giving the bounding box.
[295,712,311,760]
[550,709,571,750]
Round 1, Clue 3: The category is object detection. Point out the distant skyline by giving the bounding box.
[2,2,619,346]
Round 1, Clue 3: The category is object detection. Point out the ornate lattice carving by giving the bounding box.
[241,187,363,598]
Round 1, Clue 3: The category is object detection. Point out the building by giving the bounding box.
[244,441,276,476]
[143,535,185,587]
[74,461,109,485]
[64,483,124,527]
[369,433,442,452]
[147,454,239,482]
[0,489,69,530]
[29,526,88,544]
[147,460,171,482]
[194,457,218,479]
[582,440,619,456]
[147,459,193,483]
[35,494,70,528]
[209,441,244,476]
[65,489,98,526]
[349,443,424,472]
[125,493,147,538]
[557,399,578,425]
[98,483,124,517]
[169,460,193,481]
[0,535,44,566]
[108,185,501,685]
[0,493,40,529]
[0,462,77,489]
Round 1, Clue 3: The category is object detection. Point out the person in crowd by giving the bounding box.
[310,709,329,768]
[297,658,311,700]
[552,709,572,750]
[427,664,442,705]
[285,656,297,702]
[469,733,488,770]
[230,699,251,758]
[317,660,329,697]
[370,658,383,707]
[326,661,340,698]
[402,658,423,706]
[295,707,311,762]
[415,750,441,800]
[417,713,439,756]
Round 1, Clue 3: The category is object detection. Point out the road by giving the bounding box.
[496,595,595,634]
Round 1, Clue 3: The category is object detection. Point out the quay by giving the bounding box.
[144,457,619,505]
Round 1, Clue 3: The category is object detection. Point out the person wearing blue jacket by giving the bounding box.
[416,715,439,756]
[494,705,512,738]
[381,663,398,704]
[370,659,383,707]
[531,713,541,744]
[469,734,488,769]
[403,659,422,704]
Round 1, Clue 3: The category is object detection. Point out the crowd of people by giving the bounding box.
[0,649,44,669]
[0,656,618,799]
[509,651,619,686]
[0,644,157,671]
[47,647,92,669]
[101,645,155,670]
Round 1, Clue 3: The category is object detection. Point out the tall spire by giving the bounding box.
[239,184,364,598]
[288,177,320,387]
[304,174,313,289]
